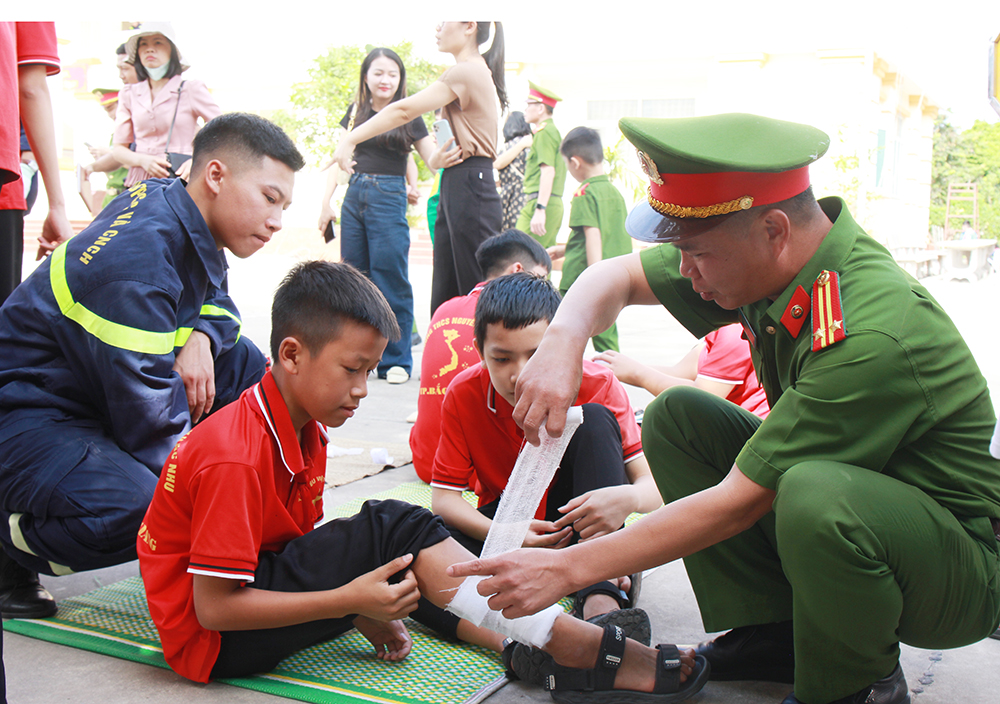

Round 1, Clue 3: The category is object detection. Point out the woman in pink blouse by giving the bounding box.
[112,23,220,186]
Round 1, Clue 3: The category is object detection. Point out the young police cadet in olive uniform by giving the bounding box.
[450,113,1000,704]
[0,113,303,619]
[516,82,566,249]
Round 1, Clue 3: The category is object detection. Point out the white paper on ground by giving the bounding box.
[447,407,585,648]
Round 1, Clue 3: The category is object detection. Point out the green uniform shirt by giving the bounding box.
[640,197,1000,522]
[522,119,566,198]
[561,175,632,292]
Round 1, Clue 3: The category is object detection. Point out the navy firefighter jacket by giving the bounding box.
[0,179,244,474]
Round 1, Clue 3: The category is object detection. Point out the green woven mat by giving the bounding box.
[4,482,505,704]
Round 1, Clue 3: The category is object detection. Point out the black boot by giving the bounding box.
[781,663,910,704]
[0,549,56,619]
[695,620,795,683]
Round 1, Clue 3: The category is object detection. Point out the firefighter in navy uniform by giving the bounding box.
[0,113,304,618]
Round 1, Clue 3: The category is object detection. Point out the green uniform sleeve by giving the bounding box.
[640,244,738,338]
[736,330,924,489]
[568,189,598,228]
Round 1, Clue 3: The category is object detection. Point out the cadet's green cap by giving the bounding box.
[620,113,830,243]
[528,81,561,107]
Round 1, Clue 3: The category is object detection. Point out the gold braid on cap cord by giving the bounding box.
[648,189,755,219]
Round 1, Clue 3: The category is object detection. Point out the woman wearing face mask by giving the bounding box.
[318,47,435,383]
[330,22,507,315]
[112,23,220,186]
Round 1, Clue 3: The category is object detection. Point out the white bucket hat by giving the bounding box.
[125,22,189,72]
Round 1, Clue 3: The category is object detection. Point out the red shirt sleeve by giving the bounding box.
[187,462,263,582]
[15,22,59,75]
[579,361,643,461]
[430,374,477,493]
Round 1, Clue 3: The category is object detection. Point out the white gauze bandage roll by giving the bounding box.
[446,406,585,648]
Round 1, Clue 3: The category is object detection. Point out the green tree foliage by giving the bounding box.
[931,114,1000,238]
[270,42,446,178]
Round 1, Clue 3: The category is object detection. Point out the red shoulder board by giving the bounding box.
[811,270,847,351]
[779,285,811,339]
[573,183,590,198]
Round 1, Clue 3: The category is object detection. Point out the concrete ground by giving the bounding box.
[4,229,1000,703]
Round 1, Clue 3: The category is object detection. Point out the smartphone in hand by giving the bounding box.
[433,119,454,148]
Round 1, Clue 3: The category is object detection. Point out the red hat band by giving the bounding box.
[528,88,557,108]
[648,166,811,218]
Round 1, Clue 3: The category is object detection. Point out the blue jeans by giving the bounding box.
[340,173,413,374]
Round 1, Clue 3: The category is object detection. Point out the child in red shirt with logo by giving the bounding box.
[431,273,663,625]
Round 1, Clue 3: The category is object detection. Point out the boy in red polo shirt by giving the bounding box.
[136,261,518,683]
[430,273,662,624]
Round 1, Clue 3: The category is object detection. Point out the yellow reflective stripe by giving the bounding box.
[199,304,242,342]
[50,244,182,355]
[175,327,193,347]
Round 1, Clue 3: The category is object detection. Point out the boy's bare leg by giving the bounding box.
[411,538,697,690]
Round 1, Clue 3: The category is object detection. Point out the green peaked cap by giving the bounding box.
[528,81,562,103]
[619,113,829,175]
[619,113,831,243]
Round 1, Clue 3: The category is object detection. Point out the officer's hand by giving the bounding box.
[513,334,583,446]
[447,549,569,619]
[530,209,546,237]
[173,330,216,423]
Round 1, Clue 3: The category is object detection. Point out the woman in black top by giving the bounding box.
[319,47,434,382]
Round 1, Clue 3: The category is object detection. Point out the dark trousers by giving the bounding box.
[0,337,267,576]
[644,385,1000,702]
[430,157,501,314]
[0,209,24,307]
[211,499,453,679]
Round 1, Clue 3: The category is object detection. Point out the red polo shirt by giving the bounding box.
[137,371,328,683]
[431,360,643,517]
[410,283,485,482]
[698,324,770,418]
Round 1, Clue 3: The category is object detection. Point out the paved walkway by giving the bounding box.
[5,229,1000,702]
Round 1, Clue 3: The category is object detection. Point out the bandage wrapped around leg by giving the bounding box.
[447,407,584,648]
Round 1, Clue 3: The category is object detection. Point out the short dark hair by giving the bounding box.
[132,36,184,82]
[270,261,400,359]
[116,43,127,56]
[560,126,603,165]
[476,229,552,279]
[191,112,305,175]
[474,272,560,351]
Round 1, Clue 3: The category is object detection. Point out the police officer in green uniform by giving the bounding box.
[516,81,566,249]
[451,113,1000,704]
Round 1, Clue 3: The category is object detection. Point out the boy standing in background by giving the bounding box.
[550,126,632,352]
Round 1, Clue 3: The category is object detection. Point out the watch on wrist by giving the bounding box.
[535,203,547,211]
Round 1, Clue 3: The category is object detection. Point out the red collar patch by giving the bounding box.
[573,182,590,198]
[780,285,811,338]
[811,270,847,351]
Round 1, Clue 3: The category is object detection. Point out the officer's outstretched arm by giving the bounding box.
[513,254,657,445]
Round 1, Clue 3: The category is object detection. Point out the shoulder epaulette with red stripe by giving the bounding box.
[811,270,847,351]
[573,182,590,198]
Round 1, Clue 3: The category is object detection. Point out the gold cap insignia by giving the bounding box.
[637,151,664,185]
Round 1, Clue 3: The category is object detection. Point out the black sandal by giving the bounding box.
[504,609,651,686]
[573,574,642,616]
[548,624,711,703]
